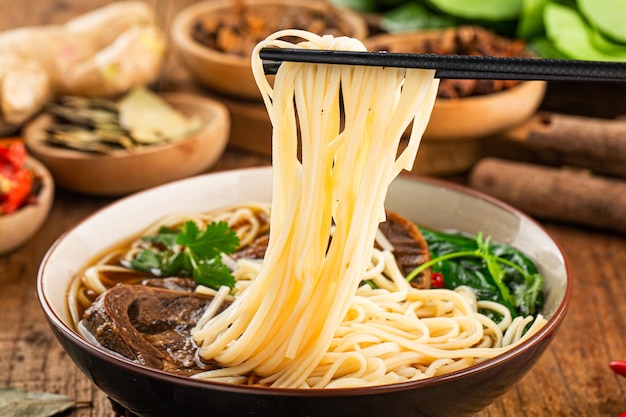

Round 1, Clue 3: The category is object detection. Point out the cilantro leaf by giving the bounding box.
[177,221,239,259]
[128,220,240,290]
[143,225,179,248]
[193,258,236,289]
[130,249,164,274]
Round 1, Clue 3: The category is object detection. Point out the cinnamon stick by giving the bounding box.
[527,112,626,162]
[468,158,626,233]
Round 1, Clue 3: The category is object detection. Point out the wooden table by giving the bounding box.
[1,1,625,416]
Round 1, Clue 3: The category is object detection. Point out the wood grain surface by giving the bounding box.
[0,1,625,416]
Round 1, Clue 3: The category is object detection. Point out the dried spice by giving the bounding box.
[191,2,354,57]
[0,387,75,417]
[42,88,201,154]
[424,26,530,98]
[375,26,531,98]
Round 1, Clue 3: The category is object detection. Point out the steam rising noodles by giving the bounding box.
[184,30,547,388]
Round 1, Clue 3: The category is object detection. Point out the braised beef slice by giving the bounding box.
[379,211,432,289]
[82,284,226,375]
[231,233,269,260]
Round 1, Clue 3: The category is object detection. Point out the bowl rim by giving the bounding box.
[23,92,229,162]
[37,166,572,397]
[170,0,369,67]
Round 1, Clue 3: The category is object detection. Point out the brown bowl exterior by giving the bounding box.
[37,167,571,417]
[171,0,369,101]
[365,32,547,141]
[43,317,560,417]
[23,93,229,196]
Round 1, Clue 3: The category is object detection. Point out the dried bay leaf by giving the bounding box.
[118,87,201,144]
[0,387,75,417]
[41,87,200,153]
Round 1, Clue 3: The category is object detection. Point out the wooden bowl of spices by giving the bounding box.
[365,26,547,141]
[171,0,368,100]
[23,89,230,196]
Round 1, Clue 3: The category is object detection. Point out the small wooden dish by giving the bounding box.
[23,93,230,196]
[365,31,547,141]
[170,0,368,101]
[0,156,54,255]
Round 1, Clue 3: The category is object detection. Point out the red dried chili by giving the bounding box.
[0,139,33,215]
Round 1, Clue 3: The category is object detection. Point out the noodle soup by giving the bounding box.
[39,167,570,417]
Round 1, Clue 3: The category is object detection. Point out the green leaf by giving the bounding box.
[528,37,569,59]
[517,0,549,38]
[425,0,523,21]
[380,3,455,33]
[177,221,240,260]
[544,2,626,61]
[412,228,545,317]
[129,220,240,290]
[130,249,164,274]
[0,387,75,417]
[142,225,179,248]
[577,0,626,44]
[193,260,236,289]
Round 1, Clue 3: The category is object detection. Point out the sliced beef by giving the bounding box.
[141,276,198,292]
[82,284,227,376]
[231,233,269,260]
[379,211,431,289]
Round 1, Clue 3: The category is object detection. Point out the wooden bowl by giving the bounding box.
[170,0,368,101]
[365,32,547,141]
[0,156,54,255]
[23,93,230,196]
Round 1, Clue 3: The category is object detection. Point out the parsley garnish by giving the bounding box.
[129,220,240,290]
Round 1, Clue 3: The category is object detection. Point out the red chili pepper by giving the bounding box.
[0,139,33,214]
[0,138,27,168]
[431,272,445,288]
[610,360,626,378]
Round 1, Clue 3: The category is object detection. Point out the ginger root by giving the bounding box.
[0,1,166,134]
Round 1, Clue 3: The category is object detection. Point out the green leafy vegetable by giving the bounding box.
[406,229,544,318]
[380,3,455,33]
[577,0,626,44]
[426,0,523,21]
[544,2,626,61]
[516,0,549,38]
[129,220,240,290]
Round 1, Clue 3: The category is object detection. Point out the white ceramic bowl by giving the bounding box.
[23,93,230,196]
[38,167,570,417]
[0,156,54,255]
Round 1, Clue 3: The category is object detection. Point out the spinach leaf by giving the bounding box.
[425,0,523,21]
[408,228,544,318]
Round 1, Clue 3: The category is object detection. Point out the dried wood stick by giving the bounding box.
[468,158,626,233]
[527,112,626,162]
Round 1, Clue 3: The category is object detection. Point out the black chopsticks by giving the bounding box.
[260,48,626,82]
